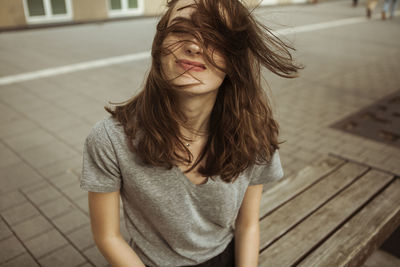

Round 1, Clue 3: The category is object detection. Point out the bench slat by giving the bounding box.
[298,178,400,267]
[260,156,345,217]
[259,169,393,267]
[259,161,367,250]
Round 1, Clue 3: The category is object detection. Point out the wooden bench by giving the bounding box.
[258,155,400,266]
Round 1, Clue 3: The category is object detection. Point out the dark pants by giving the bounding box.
[146,238,235,267]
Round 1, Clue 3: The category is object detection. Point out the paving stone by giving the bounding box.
[19,180,49,195]
[0,118,38,139]
[0,162,43,194]
[50,172,80,190]
[0,103,22,123]
[77,262,94,267]
[53,209,90,234]
[19,140,79,169]
[0,191,26,212]
[25,229,68,259]
[0,253,39,267]
[38,156,82,179]
[60,181,87,200]
[38,244,86,267]
[74,195,89,214]
[39,197,75,219]
[25,184,63,206]
[0,144,21,169]
[24,105,72,124]
[0,235,25,263]
[67,224,94,250]
[1,202,39,226]
[2,129,59,153]
[56,123,91,148]
[0,218,12,241]
[38,114,89,133]
[11,215,53,241]
[83,245,108,267]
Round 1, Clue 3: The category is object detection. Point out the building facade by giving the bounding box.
[0,0,307,30]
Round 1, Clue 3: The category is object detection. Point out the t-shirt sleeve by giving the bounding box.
[80,120,121,193]
[249,150,284,185]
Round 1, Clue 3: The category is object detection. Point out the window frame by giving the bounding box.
[22,0,73,24]
[107,0,144,17]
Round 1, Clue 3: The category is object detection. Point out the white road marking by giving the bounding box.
[0,11,398,86]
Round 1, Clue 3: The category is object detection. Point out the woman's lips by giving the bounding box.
[176,59,206,72]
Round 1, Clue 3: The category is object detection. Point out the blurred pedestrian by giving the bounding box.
[80,0,301,267]
[353,0,358,7]
[366,0,379,18]
[381,0,398,19]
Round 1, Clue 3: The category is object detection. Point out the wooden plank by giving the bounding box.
[299,178,400,267]
[259,161,368,250]
[260,156,345,217]
[258,169,394,267]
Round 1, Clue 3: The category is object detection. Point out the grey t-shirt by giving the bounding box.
[80,117,283,267]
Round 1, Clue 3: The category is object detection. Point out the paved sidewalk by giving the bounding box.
[0,1,399,266]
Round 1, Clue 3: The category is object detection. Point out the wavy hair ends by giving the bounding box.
[106,0,301,182]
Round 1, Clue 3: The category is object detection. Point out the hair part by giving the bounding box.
[106,0,302,182]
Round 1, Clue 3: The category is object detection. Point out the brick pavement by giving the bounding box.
[0,1,399,266]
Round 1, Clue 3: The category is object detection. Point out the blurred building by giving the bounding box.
[0,0,307,30]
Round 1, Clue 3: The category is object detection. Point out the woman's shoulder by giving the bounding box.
[86,116,126,146]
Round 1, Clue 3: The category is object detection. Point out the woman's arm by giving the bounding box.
[89,191,146,267]
[234,184,264,267]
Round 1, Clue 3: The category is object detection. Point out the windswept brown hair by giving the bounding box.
[106,0,301,182]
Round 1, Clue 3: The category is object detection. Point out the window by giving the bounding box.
[108,0,144,17]
[23,0,72,24]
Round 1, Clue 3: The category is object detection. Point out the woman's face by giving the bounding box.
[160,0,226,95]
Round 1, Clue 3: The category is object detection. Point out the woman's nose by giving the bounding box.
[184,41,202,56]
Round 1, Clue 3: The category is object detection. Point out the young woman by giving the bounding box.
[80,0,300,266]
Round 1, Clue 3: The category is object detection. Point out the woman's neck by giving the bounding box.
[178,91,218,140]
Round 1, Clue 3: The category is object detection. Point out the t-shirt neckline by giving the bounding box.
[172,165,214,189]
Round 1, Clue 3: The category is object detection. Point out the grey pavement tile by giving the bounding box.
[0,253,39,267]
[0,118,39,139]
[24,105,72,124]
[1,202,39,226]
[38,156,82,179]
[0,191,26,212]
[0,91,49,114]
[37,114,90,134]
[24,229,68,259]
[25,184,63,206]
[20,180,49,194]
[19,140,80,169]
[0,161,43,194]
[0,218,12,241]
[53,209,90,234]
[0,144,21,168]
[67,224,94,251]
[50,172,79,190]
[39,196,75,219]
[55,123,91,148]
[77,263,94,267]
[0,85,25,101]
[74,195,89,214]
[0,235,25,263]
[23,80,76,103]
[0,103,22,124]
[38,244,86,267]
[11,215,53,241]
[60,180,87,200]
[83,245,108,267]
[2,128,59,153]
